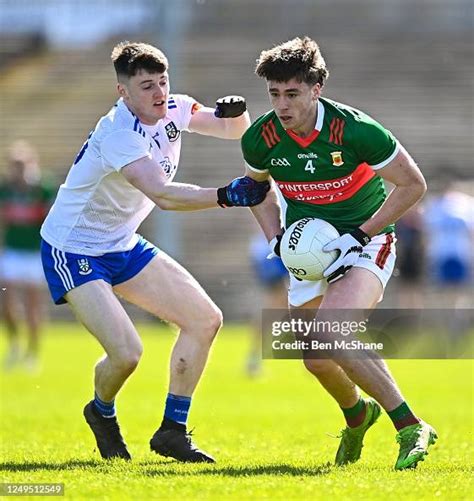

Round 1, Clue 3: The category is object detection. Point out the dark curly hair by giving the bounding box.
[256,37,329,86]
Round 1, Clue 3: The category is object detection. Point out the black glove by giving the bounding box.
[214,96,247,118]
[217,176,270,207]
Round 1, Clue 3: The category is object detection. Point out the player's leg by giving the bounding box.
[66,281,143,401]
[293,295,363,410]
[115,252,222,397]
[23,284,43,370]
[21,251,48,370]
[1,280,20,369]
[319,267,436,469]
[114,251,222,462]
[287,274,378,466]
[316,268,405,410]
[65,280,141,460]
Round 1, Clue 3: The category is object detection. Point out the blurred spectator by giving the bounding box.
[246,232,288,377]
[0,141,55,371]
[423,183,474,309]
[395,205,426,308]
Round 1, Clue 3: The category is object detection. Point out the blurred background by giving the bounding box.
[0,0,473,326]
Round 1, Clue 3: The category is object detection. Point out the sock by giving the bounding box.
[162,393,191,429]
[388,401,420,431]
[341,397,367,428]
[93,393,116,418]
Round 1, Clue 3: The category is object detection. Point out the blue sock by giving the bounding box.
[164,393,191,425]
[93,393,116,418]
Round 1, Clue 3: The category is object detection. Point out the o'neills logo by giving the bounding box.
[288,217,313,251]
[277,163,375,205]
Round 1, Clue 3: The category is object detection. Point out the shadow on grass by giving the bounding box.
[0,460,102,472]
[139,462,334,477]
[0,460,333,477]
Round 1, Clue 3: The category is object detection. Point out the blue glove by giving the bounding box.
[323,228,371,283]
[217,176,270,207]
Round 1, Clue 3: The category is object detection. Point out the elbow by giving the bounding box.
[154,197,172,210]
[416,176,428,200]
[151,191,173,210]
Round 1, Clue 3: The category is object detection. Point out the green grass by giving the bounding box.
[1,322,473,500]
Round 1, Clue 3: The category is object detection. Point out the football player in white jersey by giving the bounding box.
[40,42,269,462]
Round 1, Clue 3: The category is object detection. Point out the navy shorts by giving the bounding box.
[41,236,159,304]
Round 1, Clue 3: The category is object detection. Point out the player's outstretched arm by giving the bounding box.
[122,156,269,211]
[188,96,251,139]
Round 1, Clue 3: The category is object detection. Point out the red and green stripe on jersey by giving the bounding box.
[0,182,55,251]
[261,120,281,148]
[241,97,399,235]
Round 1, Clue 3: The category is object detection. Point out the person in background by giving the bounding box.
[395,205,426,309]
[0,140,54,371]
[247,230,288,376]
[423,181,474,309]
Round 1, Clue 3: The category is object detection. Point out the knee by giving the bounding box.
[197,305,223,343]
[207,306,223,339]
[114,342,143,374]
[303,357,334,376]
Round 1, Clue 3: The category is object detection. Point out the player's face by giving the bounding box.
[267,79,321,136]
[118,70,170,125]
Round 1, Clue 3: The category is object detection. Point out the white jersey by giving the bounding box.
[41,95,198,255]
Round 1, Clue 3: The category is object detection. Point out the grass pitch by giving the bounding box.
[1,322,473,500]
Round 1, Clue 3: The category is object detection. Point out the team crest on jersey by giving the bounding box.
[160,156,175,177]
[165,122,180,142]
[77,258,92,276]
[331,151,344,166]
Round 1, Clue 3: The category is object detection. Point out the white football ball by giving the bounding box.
[280,218,340,281]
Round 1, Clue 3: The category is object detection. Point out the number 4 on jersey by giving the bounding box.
[304,160,316,174]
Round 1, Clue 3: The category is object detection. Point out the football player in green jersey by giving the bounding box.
[0,141,54,371]
[241,36,437,470]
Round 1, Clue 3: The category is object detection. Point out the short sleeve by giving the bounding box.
[101,130,151,171]
[170,94,203,132]
[352,113,400,170]
[241,127,268,173]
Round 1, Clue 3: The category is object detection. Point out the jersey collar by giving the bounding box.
[286,100,325,148]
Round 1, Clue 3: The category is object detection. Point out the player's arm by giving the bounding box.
[323,145,426,282]
[189,96,251,139]
[122,156,269,211]
[246,166,284,245]
[359,144,427,237]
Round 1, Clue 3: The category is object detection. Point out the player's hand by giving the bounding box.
[322,228,371,283]
[217,176,270,207]
[214,96,247,118]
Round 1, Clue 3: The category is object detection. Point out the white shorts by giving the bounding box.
[0,249,45,286]
[289,233,397,307]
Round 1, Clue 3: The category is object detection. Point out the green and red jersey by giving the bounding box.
[241,97,399,234]
[0,180,55,251]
